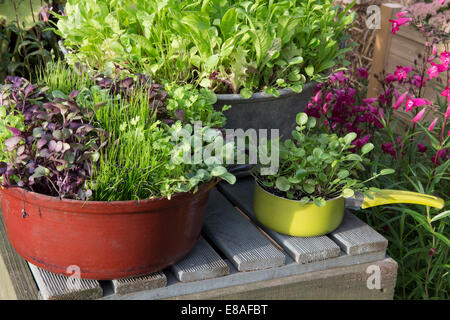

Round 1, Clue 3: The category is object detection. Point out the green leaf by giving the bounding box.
[341,188,354,198]
[431,210,450,222]
[211,166,227,176]
[219,172,236,184]
[380,169,395,176]
[240,88,253,99]
[296,112,308,125]
[313,197,326,207]
[361,143,374,155]
[31,166,50,179]
[276,176,291,192]
[304,65,314,77]
[337,170,349,179]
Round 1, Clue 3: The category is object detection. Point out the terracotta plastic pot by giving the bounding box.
[253,182,445,237]
[0,180,216,280]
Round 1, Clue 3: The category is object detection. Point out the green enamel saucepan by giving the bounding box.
[253,182,445,237]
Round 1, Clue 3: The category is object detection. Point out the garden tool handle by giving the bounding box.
[361,189,444,209]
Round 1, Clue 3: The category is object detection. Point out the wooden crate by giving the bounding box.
[0,178,397,300]
[368,3,447,100]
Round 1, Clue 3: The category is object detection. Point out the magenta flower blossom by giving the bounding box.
[357,68,369,79]
[417,142,427,153]
[440,52,450,66]
[412,98,431,107]
[329,71,346,85]
[428,118,438,131]
[382,143,396,158]
[312,90,322,103]
[442,86,450,102]
[385,74,397,83]
[405,97,415,112]
[394,66,412,82]
[389,17,412,34]
[412,108,426,123]
[428,62,447,80]
[446,104,450,119]
[393,92,408,109]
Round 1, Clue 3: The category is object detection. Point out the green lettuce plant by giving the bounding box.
[54,0,355,97]
[252,112,394,207]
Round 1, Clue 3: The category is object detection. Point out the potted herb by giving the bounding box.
[0,63,236,279]
[251,113,444,237]
[54,0,356,138]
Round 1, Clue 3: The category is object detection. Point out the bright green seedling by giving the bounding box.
[252,112,394,206]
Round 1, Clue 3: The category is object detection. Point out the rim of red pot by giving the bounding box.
[0,179,217,214]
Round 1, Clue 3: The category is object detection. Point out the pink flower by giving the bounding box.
[394,66,412,82]
[432,44,438,56]
[428,118,438,131]
[441,86,450,102]
[446,104,450,119]
[363,97,377,104]
[440,52,450,66]
[412,98,430,107]
[389,20,400,34]
[396,11,408,18]
[389,17,412,34]
[382,142,396,158]
[405,97,415,112]
[312,90,322,103]
[412,108,426,123]
[39,6,52,23]
[428,62,447,80]
[329,71,346,84]
[393,92,408,109]
[385,74,397,83]
[357,68,369,79]
[417,142,427,153]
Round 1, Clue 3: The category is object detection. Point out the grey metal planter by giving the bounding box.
[214,82,316,139]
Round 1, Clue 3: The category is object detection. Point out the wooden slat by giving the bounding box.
[112,272,166,295]
[28,263,102,300]
[202,189,286,272]
[367,3,404,98]
[170,236,229,282]
[0,212,39,300]
[102,251,389,300]
[218,178,342,264]
[329,211,388,255]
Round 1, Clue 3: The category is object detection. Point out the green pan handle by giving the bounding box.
[362,189,444,209]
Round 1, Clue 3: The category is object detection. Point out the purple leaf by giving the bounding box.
[69,90,80,99]
[6,126,22,136]
[4,136,23,151]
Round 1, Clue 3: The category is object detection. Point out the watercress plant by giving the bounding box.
[252,112,394,207]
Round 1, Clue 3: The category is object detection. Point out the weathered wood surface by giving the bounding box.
[329,211,388,255]
[0,212,38,300]
[171,236,229,282]
[218,179,342,263]
[112,272,167,295]
[103,250,388,300]
[202,189,286,272]
[28,263,102,300]
[169,257,398,300]
[218,178,386,257]
[367,3,404,98]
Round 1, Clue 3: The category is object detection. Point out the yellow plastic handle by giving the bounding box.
[362,189,444,209]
